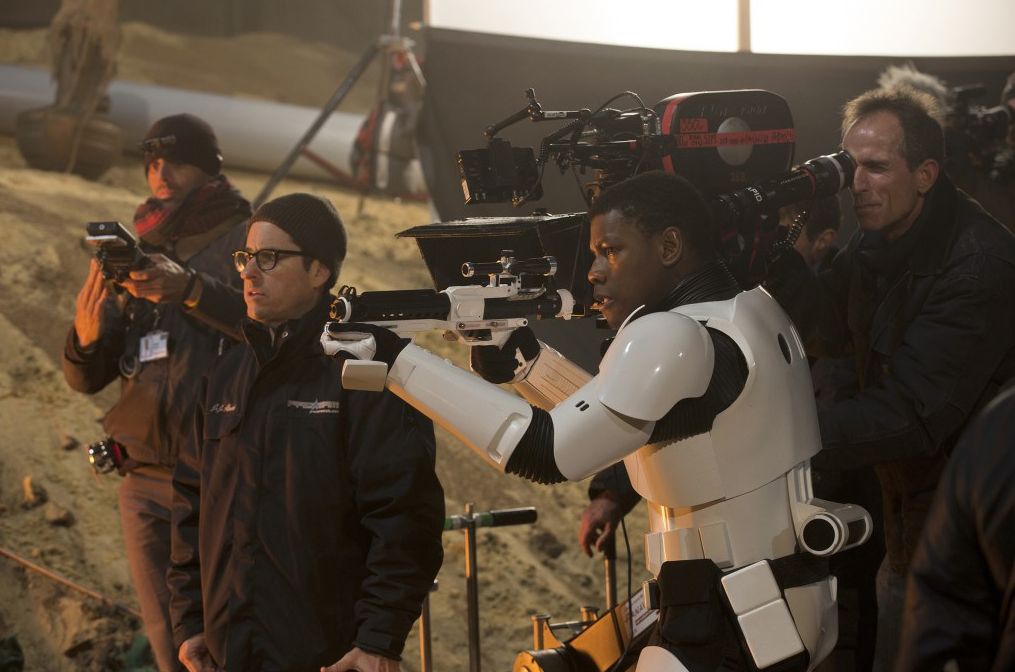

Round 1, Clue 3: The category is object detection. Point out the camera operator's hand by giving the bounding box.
[121,254,193,304]
[578,493,622,557]
[73,259,109,350]
[178,633,218,672]
[470,326,539,384]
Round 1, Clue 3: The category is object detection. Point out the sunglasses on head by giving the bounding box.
[139,134,178,154]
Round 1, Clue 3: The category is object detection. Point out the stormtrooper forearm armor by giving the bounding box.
[384,311,715,483]
[510,341,594,409]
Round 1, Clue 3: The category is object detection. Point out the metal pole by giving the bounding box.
[418,584,435,672]
[464,503,481,672]
[531,613,550,649]
[603,535,618,611]
[0,545,141,619]
[252,41,378,208]
[389,0,402,38]
[737,0,752,53]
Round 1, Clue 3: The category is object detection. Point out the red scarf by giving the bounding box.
[133,177,251,243]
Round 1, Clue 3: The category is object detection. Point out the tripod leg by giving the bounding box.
[254,41,380,208]
[403,47,427,89]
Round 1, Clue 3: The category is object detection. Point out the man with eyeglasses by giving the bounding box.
[169,193,444,672]
[62,113,250,672]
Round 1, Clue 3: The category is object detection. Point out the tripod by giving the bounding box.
[253,0,425,208]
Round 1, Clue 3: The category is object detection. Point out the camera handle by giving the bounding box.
[483,88,593,140]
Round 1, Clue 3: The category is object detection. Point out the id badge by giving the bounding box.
[139,330,169,362]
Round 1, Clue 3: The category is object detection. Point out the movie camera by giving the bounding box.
[457,88,854,246]
[947,83,1014,181]
[324,89,857,350]
[84,220,151,283]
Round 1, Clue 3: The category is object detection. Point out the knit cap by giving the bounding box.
[140,113,222,176]
[251,193,347,284]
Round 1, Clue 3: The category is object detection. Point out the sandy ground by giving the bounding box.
[0,22,650,672]
[0,21,383,112]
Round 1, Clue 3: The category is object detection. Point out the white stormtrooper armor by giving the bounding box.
[329,286,871,671]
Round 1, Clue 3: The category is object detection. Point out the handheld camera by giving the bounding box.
[84,221,150,283]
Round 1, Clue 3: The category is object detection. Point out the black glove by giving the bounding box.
[470,326,540,384]
[324,322,410,367]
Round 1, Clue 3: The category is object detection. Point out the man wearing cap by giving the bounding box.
[168,193,444,672]
[63,113,251,671]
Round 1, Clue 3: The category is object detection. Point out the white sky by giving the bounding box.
[427,0,1015,56]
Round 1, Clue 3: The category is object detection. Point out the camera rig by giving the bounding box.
[84,220,150,283]
[457,88,855,281]
[325,89,859,352]
[947,83,1014,182]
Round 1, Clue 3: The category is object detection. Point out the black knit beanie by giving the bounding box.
[141,113,222,176]
[251,193,347,287]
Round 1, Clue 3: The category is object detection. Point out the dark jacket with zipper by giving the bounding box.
[895,385,1015,672]
[62,219,247,467]
[168,299,444,671]
[765,175,1015,572]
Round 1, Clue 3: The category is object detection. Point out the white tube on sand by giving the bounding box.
[0,63,365,180]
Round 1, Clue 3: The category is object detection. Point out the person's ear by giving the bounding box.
[914,158,940,197]
[309,259,331,289]
[659,227,683,267]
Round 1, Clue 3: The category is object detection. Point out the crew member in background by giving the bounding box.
[765,85,1015,670]
[894,384,1015,671]
[877,63,1015,230]
[63,114,250,672]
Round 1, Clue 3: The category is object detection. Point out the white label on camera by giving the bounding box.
[139,330,169,362]
[628,588,658,638]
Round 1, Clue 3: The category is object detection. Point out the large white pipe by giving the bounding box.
[0,63,365,179]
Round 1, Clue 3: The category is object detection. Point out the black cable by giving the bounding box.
[592,91,650,116]
[571,165,590,207]
[607,465,636,672]
[768,208,810,264]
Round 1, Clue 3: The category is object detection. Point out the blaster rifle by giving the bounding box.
[324,251,582,349]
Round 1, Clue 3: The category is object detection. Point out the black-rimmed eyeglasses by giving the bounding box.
[232,248,311,273]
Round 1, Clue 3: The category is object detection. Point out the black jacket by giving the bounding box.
[63,219,247,467]
[766,176,1015,572]
[895,385,1015,672]
[168,299,444,671]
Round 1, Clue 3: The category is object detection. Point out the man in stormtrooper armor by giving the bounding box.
[328,171,870,671]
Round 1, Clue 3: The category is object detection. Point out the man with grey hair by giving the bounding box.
[766,85,1015,670]
[877,63,1015,229]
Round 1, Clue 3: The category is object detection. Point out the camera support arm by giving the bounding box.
[484,88,592,139]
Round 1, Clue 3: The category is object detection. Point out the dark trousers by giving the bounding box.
[871,559,906,672]
[119,465,182,672]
